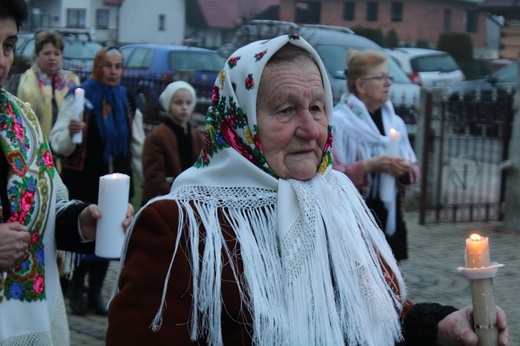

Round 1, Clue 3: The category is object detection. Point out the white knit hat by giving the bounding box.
[159,81,197,112]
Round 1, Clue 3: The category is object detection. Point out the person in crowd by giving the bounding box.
[49,46,142,316]
[106,35,508,345]
[0,0,133,344]
[141,81,204,205]
[333,49,419,262]
[17,30,79,140]
[16,29,81,294]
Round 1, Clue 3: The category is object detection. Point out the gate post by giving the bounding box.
[502,55,520,230]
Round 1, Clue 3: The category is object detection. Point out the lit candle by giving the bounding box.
[462,233,499,344]
[386,128,401,157]
[72,88,85,144]
[95,173,130,258]
[465,233,490,268]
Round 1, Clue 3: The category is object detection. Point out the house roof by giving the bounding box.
[479,0,520,11]
[196,0,279,29]
[103,0,124,5]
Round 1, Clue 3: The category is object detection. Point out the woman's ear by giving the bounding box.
[354,79,365,96]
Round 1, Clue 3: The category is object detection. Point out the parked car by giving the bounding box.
[446,62,516,135]
[386,47,465,88]
[15,31,102,79]
[220,20,420,136]
[120,43,225,132]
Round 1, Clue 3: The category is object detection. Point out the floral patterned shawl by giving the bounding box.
[0,86,69,344]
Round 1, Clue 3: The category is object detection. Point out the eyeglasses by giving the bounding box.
[360,75,394,83]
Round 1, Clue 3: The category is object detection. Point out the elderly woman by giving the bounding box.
[17,30,79,139]
[49,46,142,316]
[141,81,204,205]
[333,49,419,262]
[106,36,508,345]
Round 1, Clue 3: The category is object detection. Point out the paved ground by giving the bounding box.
[67,211,520,345]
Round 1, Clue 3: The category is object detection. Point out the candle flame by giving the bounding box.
[470,233,482,241]
[389,128,397,135]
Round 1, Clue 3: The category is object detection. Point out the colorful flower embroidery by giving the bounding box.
[254,50,267,61]
[0,88,51,303]
[227,56,240,68]
[245,74,255,90]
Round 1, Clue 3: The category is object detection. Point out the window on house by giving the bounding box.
[343,2,355,21]
[391,2,403,22]
[66,9,86,28]
[465,10,478,33]
[158,14,166,31]
[295,1,321,24]
[366,2,378,22]
[40,14,51,27]
[444,9,451,31]
[96,9,109,29]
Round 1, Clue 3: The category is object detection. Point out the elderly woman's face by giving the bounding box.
[101,52,124,86]
[257,58,328,180]
[36,43,62,76]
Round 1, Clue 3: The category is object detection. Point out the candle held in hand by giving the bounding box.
[72,88,84,144]
[386,128,401,157]
[465,233,490,268]
[95,173,130,258]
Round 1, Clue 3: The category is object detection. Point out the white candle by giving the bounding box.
[95,173,130,258]
[72,88,84,144]
[386,128,401,157]
[465,233,490,268]
[463,233,498,344]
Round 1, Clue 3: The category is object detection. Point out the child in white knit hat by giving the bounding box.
[141,81,205,205]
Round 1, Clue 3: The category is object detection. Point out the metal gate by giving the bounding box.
[418,90,513,224]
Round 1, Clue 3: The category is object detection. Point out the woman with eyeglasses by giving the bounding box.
[332,49,419,263]
[49,46,143,316]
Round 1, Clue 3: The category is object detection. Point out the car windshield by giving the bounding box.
[313,44,411,83]
[168,51,224,71]
[63,41,102,60]
[411,54,459,73]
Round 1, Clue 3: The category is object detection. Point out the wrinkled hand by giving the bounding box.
[365,155,411,178]
[437,306,509,346]
[79,203,135,240]
[0,222,30,269]
[69,119,86,136]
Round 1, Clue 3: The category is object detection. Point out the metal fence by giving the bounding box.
[418,90,513,224]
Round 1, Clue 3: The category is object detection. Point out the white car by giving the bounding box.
[386,47,465,88]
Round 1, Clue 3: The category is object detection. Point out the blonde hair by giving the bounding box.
[345,49,387,95]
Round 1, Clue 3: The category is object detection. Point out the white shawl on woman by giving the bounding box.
[333,94,417,235]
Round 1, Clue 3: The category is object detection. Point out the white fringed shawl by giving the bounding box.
[333,95,417,236]
[115,151,406,346]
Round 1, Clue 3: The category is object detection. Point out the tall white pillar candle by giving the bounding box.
[95,173,130,258]
[72,88,84,144]
[464,233,498,345]
[386,128,401,157]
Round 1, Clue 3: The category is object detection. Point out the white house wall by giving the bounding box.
[118,0,185,44]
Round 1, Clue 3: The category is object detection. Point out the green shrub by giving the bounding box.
[352,26,385,46]
[437,32,473,62]
[385,29,399,48]
[415,39,430,48]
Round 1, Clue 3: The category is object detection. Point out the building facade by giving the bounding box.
[279,0,500,58]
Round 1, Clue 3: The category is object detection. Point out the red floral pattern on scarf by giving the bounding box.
[0,87,55,303]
